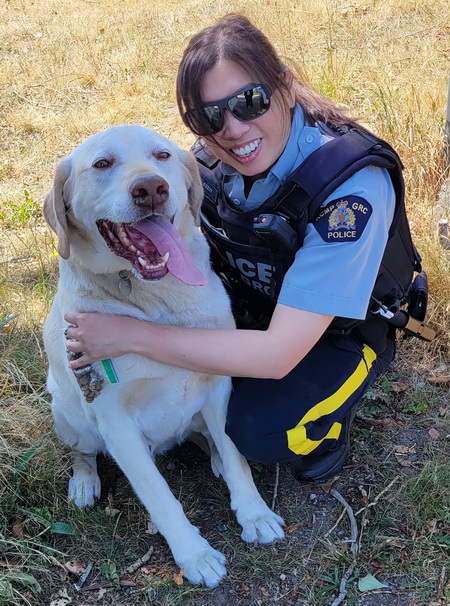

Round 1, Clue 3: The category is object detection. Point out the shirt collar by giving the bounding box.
[269,104,307,181]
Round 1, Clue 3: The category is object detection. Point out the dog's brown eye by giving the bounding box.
[93,159,112,169]
[154,151,171,161]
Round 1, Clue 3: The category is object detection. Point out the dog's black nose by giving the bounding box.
[130,175,169,208]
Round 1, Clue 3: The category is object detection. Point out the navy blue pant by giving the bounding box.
[225,333,395,463]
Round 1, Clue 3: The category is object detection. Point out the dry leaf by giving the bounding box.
[428,374,450,387]
[96,587,107,600]
[397,457,415,467]
[390,381,407,393]
[12,517,24,538]
[425,518,438,534]
[284,523,300,534]
[428,428,440,440]
[105,506,120,517]
[64,558,86,576]
[385,538,406,549]
[173,568,184,586]
[146,521,159,535]
[394,444,416,455]
[50,589,72,606]
[357,485,368,499]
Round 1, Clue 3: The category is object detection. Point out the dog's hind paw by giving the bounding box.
[238,509,285,545]
[68,473,101,508]
[180,547,227,587]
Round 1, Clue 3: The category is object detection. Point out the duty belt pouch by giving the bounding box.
[355,316,391,354]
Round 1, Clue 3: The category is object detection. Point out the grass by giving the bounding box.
[1,0,450,604]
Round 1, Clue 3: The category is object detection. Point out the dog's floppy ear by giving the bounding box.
[43,157,72,259]
[179,149,204,226]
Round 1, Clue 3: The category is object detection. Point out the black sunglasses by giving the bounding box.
[182,84,272,136]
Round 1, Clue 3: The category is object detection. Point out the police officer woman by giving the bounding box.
[65,14,397,483]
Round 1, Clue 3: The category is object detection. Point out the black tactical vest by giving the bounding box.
[195,129,431,351]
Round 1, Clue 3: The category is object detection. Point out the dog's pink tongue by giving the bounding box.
[133,217,207,286]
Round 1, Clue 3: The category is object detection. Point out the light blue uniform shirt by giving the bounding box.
[221,105,396,320]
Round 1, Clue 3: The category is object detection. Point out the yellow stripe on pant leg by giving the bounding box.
[287,344,377,456]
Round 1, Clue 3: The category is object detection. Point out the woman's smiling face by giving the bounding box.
[200,60,295,180]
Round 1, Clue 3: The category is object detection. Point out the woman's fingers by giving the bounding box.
[65,337,83,353]
[64,311,85,326]
[70,355,94,369]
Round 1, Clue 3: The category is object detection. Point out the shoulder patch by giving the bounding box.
[313,195,373,243]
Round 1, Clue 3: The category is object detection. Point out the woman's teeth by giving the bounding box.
[232,138,261,157]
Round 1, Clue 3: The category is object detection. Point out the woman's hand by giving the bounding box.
[64,312,140,368]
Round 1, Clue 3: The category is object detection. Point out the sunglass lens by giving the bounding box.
[204,105,224,132]
[184,108,221,136]
[229,86,270,120]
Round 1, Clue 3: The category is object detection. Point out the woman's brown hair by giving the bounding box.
[176,14,363,132]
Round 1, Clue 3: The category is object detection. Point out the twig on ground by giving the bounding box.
[125,546,154,574]
[324,506,347,539]
[354,475,400,516]
[328,488,359,606]
[13,92,63,110]
[437,565,447,601]
[330,561,357,606]
[271,463,280,510]
[78,580,136,592]
[330,489,359,553]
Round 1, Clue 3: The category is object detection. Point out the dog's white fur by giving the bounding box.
[43,125,284,587]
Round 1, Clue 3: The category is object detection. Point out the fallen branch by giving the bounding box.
[78,579,136,592]
[354,476,400,517]
[330,560,357,606]
[271,463,280,510]
[330,489,358,553]
[125,546,154,575]
[328,488,359,606]
[437,564,447,602]
[324,506,347,539]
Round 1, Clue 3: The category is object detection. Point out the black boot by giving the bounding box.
[291,406,357,484]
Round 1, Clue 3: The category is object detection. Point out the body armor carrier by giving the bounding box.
[195,129,435,351]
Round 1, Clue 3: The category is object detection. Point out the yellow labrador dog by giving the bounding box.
[43,125,284,587]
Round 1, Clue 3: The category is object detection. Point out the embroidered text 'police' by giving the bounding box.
[313,195,373,243]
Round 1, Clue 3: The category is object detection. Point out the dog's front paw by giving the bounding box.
[237,507,285,545]
[179,546,227,587]
[68,473,101,508]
